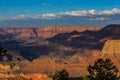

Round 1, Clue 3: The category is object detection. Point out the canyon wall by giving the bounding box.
[0,26,100,38]
[102,40,120,59]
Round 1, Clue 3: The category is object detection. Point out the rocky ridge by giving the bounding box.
[0,26,100,38]
[0,24,120,61]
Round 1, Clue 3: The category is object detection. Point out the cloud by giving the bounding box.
[0,17,5,21]
[0,8,120,21]
[89,17,111,20]
[12,14,28,19]
[59,10,88,16]
[59,8,120,16]
[32,14,60,19]
[100,8,120,15]
[0,17,4,19]
[41,3,52,6]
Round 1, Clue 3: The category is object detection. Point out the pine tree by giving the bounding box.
[87,58,120,80]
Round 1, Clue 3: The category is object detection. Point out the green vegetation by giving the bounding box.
[52,69,69,80]
[87,58,120,80]
[83,75,89,80]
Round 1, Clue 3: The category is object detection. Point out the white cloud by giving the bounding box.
[0,15,29,21]
[0,17,5,21]
[59,10,88,16]
[101,8,120,15]
[0,8,120,21]
[88,9,97,15]
[59,8,120,16]
[0,17,4,19]
[32,14,60,19]
[89,17,111,20]
[13,14,28,19]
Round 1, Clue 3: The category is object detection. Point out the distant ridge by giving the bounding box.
[0,26,100,38]
[0,24,120,61]
[49,24,120,49]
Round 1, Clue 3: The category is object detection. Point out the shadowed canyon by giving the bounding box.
[0,24,120,79]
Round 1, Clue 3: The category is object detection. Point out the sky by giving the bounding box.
[0,0,120,27]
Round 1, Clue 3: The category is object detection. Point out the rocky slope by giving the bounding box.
[49,24,120,49]
[1,24,120,79]
[101,39,120,74]
[0,24,120,61]
[21,39,120,78]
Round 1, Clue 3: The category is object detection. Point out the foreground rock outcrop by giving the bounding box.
[102,40,120,55]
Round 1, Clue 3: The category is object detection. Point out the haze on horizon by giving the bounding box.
[0,0,120,27]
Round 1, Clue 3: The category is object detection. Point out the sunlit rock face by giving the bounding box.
[0,27,100,38]
[102,40,120,59]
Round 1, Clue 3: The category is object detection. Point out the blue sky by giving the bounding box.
[0,0,120,27]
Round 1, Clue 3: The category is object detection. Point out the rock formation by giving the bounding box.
[102,40,120,55]
[0,26,100,38]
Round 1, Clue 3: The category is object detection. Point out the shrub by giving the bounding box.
[52,69,69,80]
[83,75,89,80]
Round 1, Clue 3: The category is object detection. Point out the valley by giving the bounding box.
[0,24,120,79]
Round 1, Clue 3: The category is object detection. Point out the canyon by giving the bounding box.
[0,26,100,38]
[0,24,120,79]
[1,24,120,61]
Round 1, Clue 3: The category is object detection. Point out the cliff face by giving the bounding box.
[0,26,100,38]
[102,40,120,56]
[102,40,120,69]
